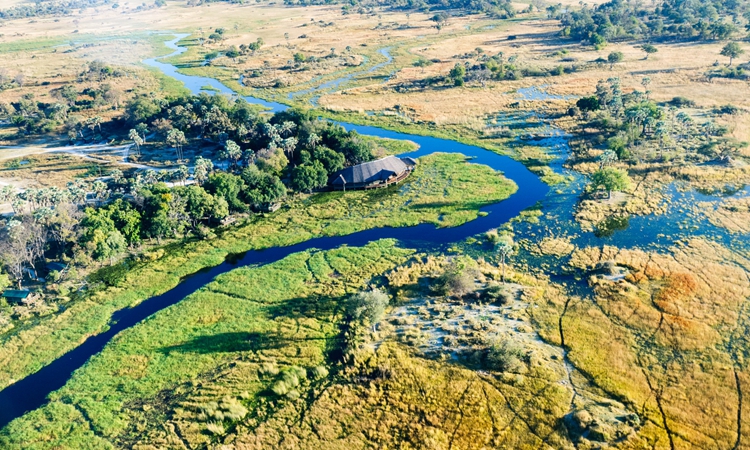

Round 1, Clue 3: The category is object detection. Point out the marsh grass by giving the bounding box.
[0,240,413,448]
[0,154,513,395]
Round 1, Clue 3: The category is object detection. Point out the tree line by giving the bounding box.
[0,94,380,290]
[552,0,749,48]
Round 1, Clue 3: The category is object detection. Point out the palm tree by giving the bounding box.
[222,140,242,170]
[167,129,187,161]
[306,132,321,149]
[281,137,298,164]
[278,121,296,138]
[495,236,514,283]
[194,157,214,185]
[175,165,189,186]
[128,129,143,156]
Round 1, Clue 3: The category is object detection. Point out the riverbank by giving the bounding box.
[0,152,520,420]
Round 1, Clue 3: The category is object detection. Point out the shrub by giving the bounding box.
[486,338,526,372]
[669,96,695,108]
[576,96,599,112]
[348,289,390,330]
[259,361,279,376]
[271,380,290,396]
[485,284,514,305]
[715,104,741,115]
[432,264,475,297]
[205,422,225,435]
[310,365,329,380]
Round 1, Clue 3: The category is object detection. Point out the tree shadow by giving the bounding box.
[160,331,289,354]
[265,293,349,322]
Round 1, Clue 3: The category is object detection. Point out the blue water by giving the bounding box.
[2,31,746,432]
[0,34,548,429]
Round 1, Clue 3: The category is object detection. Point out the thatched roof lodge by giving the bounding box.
[330,155,417,191]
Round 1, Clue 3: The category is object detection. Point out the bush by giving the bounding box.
[486,338,526,372]
[576,96,599,112]
[206,422,224,435]
[669,96,695,108]
[348,289,390,329]
[715,104,741,115]
[432,264,475,297]
[260,361,279,376]
[485,283,514,305]
[310,365,329,380]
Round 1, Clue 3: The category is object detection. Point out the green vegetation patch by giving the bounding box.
[0,153,515,394]
[0,240,413,448]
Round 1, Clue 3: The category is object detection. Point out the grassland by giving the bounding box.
[2,1,750,448]
[0,153,516,392]
[0,239,415,449]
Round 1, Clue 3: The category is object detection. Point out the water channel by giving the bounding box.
[0,34,549,428]
[3,32,747,430]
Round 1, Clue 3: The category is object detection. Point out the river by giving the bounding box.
[0,35,548,429]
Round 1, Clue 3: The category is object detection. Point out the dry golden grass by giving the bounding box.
[699,197,750,234]
[0,152,105,188]
[551,239,750,448]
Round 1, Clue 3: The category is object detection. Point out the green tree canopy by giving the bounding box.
[720,42,744,66]
[349,289,390,331]
[241,165,287,206]
[590,167,631,199]
[607,51,624,67]
[204,172,247,212]
[640,44,657,59]
[290,161,327,193]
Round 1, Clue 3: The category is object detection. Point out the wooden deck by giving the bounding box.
[330,168,413,191]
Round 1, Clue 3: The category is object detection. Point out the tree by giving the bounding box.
[599,149,619,168]
[590,167,631,199]
[204,172,247,212]
[607,51,624,68]
[135,123,149,143]
[290,161,327,193]
[450,63,466,86]
[178,185,228,226]
[81,207,128,264]
[576,96,600,112]
[431,12,449,33]
[413,58,433,73]
[348,289,389,332]
[0,219,45,288]
[174,165,190,186]
[281,137,298,164]
[225,46,240,62]
[221,139,242,170]
[128,129,143,156]
[433,263,475,297]
[255,144,288,176]
[54,84,78,106]
[126,96,161,124]
[720,42,744,66]
[313,146,345,174]
[241,165,286,207]
[640,44,658,59]
[166,128,187,161]
[495,236,514,283]
[194,157,214,185]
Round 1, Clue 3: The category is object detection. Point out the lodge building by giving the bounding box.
[330,155,417,191]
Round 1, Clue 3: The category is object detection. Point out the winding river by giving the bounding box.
[0,35,548,429]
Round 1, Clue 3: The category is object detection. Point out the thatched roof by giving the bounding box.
[330,156,415,186]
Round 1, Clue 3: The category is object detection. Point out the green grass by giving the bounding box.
[0,153,515,395]
[0,240,414,449]
[361,134,419,155]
